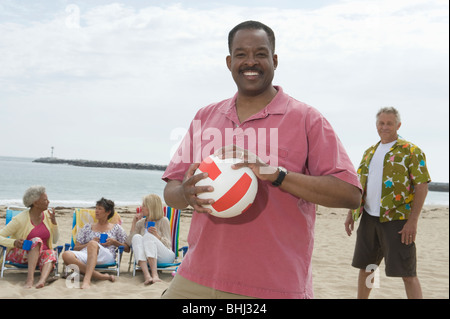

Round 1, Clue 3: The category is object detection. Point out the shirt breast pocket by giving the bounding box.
[257,143,306,173]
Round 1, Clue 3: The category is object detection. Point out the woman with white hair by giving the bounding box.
[0,186,59,288]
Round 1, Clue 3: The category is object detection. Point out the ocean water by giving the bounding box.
[0,156,448,208]
[0,156,166,207]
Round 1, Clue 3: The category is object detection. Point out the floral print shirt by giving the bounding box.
[352,137,431,222]
[76,223,127,258]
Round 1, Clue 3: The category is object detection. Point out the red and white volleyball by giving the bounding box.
[194,155,258,218]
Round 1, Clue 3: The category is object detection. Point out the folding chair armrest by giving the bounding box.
[1,245,8,278]
[51,245,64,277]
[117,245,124,262]
[54,245,63,255]
[179,246,188,257]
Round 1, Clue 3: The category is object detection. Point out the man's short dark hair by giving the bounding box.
[228,20,275,54]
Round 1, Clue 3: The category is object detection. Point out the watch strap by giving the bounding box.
[272,167,287,187]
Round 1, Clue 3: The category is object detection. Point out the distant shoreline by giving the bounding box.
[31,157,449,192]
[33,157,167,171]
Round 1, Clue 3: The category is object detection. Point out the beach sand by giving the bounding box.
[0,204,448,299]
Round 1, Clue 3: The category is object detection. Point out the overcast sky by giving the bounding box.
[0,0,448,182]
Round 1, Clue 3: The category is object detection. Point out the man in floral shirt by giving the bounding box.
[345,107,431,299]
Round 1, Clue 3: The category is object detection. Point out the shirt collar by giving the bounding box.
[372,136,409,151]
[395,136,409,147]
[219,86,288,121]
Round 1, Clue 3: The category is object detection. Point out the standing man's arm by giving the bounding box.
[276,172,361,209]
[218,145,362,210]
[398,183,428,245]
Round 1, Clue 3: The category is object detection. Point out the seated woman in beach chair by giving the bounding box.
[62,198,127,289]
[0,186,60,289]
[125,194,175,285]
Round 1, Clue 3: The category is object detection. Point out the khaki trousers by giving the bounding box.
[161,274,259,299]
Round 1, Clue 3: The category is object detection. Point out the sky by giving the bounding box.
[0,0,448,182]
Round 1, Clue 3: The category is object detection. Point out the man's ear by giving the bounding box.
[226,55,232,71]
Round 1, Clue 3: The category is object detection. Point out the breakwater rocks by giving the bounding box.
[429,182,449,192]
[29,158,450,191]
[33,157,167,171]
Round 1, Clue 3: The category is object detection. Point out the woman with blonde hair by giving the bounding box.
[126,194,174,284]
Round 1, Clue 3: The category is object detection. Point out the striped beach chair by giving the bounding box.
[64,208,124,276]
[130,206,188,276]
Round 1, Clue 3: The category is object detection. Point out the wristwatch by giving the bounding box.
[272,166,288,187]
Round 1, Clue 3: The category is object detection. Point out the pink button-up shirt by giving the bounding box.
[163,86,361,298]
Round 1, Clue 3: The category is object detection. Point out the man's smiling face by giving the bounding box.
[226,28,278,97]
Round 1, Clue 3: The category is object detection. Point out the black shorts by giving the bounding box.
[352,212,417,277]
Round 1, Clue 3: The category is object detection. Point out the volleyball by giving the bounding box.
[194,155,258,218]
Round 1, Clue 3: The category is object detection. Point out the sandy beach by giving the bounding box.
[0,204,448,299]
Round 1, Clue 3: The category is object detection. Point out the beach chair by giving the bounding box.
[63,208,125,277]
[1,206,63,278]
[129,206,188,276]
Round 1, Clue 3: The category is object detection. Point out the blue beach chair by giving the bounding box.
[63,208,125,277]
[0,206,63,278]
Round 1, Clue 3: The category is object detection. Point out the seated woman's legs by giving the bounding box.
[143,233,162,284]
[132,234,153,284]
[24,238,57,289]
[62,240,114,289]
[24,240,41,288]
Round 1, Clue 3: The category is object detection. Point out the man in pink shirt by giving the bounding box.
[162,21,362,299]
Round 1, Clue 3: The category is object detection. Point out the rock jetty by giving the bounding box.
[428,182,449,192]
[33,157,167,171]
[30,158,450,192]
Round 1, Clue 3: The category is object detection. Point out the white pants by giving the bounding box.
[70,243,115,265]
[132,233,175,264]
